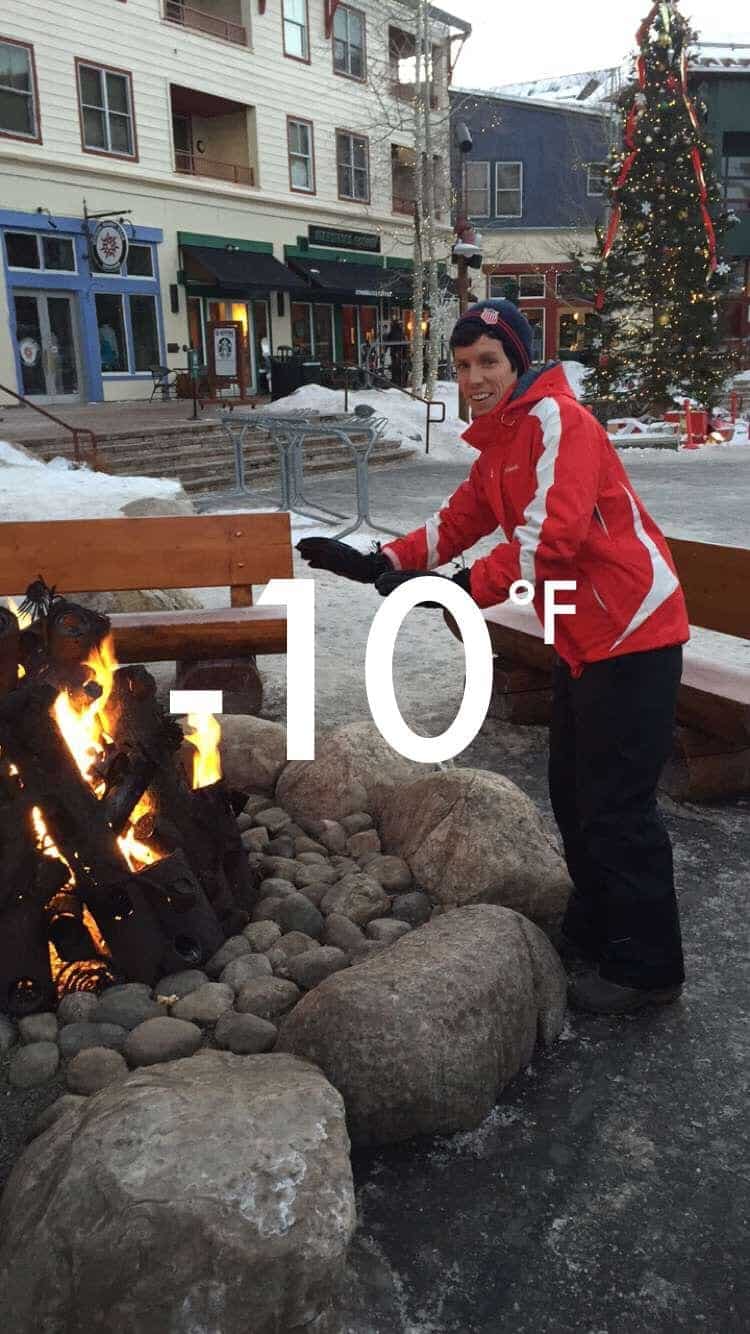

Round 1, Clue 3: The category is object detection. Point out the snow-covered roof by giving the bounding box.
[451,86,613,120]
[691,42,750,75]
[494,43,750,107]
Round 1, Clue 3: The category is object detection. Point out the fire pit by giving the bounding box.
[0,584,254,1018]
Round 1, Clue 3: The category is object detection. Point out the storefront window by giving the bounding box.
[188,297,205,360]
[518,274,545,298]
[95,294,128,372]
[312,306,334,363]
[5,231,76,272]
[130,295,160,371]
[5,231,39,269]
[559,310,596,354]
[291,302,313,357]
[126,244,154,277]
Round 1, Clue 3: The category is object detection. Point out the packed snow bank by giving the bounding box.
[0,440,183,521]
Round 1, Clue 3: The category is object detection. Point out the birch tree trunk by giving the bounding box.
[421,0,441,399]
[410,0,426,397]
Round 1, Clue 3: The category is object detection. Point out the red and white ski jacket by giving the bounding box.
[382,364,689,674]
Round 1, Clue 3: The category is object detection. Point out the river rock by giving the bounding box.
[264,835,296,859]
[259,876,298,901]
[252,806,292,836]
[154,969,209,1000]
[242,826,270,852]
[379,768,571,922]
[235,978,301,1020]
[124,1016,203,1068]
[59,1022,127,1060]
[366,919,413,944]
[362,854,413,893]
[286,948,350,991]
[341,812,373,835]
[66,1048,128,1096]
[391,891,432,926]
[347,830,381,861]
[171,983,234,1024]
[94,988,162,1030]
[276,722,422,824]
[277,905,567,1145]
[323,914,367,956]
[28,1095,87,1143]
[320,873,390,926]
[18,1012,58,1044]
[0,1051,356,1333]
[56,993,100,1026]
[205,935,252,978]
[214,1012,278,1055]
[243,920,282,951]
[0,1014,16,1053]
[220,954,274,991]
[8,1042,60,1088]
[218,715,288,795]
[270,893,325,940]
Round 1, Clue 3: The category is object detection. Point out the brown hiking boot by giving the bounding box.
[568,971,683,1015]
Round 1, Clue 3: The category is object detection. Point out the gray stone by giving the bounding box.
[366,919,413,944]
[320,873,390,926]
[101,982,153,998]
[329,855,358,877]
[218,714,288,795]
[277,906,567,1146]
[294,863,338,888]
[124,1016,203,1068]
[252,805,292,835]
[286,947,350,991]
[235,977,301,1020]
[276,721,422,824]
[220,954,273,992]
[0,1014,17,1053]
[348,829,382,861]
[18,1012,58,1044]
[205,935,252,978]
[296,851,328,865]
[214,1011,278,1055]
[59,1022,127,1060]
[171,983,234,1024]
[391,891,433,927]
[341,812,374,835]
[294,835,328,855]
[28,1095,86,1143]
[362,854,413,894]
[243,920,282,952]
[8,1042,60,1088]
[309,820,348,854]
[241,825,269,852]
[66,1048,128,1096]
[56,993,100,1027]
[259,876,297,900]
[154,969,209,1001]
[379,768,572,922]
[251,896,283,922]
[121,494,195,517]
[295,880,328,909]
[269,931,320,959]
[348,941,392,965]
[270,893,325,940]
[323,914,367,956]
[235,812,255,832]
[95,988,162,1031]
[243,793,274,817]
[264,835,295,859]
[0,1052,355,1334]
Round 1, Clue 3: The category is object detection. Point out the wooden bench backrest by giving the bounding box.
[666,537,750,640]
[0,512,293,608]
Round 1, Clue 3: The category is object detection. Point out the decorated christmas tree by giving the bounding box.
[576,0,734,414]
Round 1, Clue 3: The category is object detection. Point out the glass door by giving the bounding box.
[341,305,358,364]
[252,299,271,395]
[312,305,334,365]
[14,291,82,402]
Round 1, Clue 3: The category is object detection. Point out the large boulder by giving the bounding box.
[379,768,571,922]
[219,714,288,794]
[0,1051,356,1334]
[277,905,566,1145]
[275,722,422,825]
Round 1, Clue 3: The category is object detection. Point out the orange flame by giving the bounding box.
[186,713,222,789]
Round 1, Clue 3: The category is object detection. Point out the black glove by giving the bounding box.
[296,538,392,584]
[375,567,472,607]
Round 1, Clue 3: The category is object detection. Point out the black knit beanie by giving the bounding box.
[450,299,534,375]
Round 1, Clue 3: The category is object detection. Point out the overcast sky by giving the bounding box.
[447,0,749,88]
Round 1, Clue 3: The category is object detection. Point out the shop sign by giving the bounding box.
[213,325,239,378]
[91,220,129,273]
[308,224,381,254]
[18,337,40,368]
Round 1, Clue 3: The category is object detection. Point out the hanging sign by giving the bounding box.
[91,220,129,272]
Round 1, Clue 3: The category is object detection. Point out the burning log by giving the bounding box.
[0,798,57,1015]
[0,609,20,695]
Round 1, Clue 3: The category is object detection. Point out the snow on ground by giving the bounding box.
[0,440,182,521]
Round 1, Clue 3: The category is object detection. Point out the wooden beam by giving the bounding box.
[665,537,750,639]
[109,607,287,660]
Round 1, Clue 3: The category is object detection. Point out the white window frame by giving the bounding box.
[336,130,369,202]
[288,117,314,193]
[587,163,608,197]
[4,230,78,274]
[282,0,309,61]
[333,4,366,80]
[463,160,490,219]
[495,161,523,219]
[78,62,135,158]
[518,273,545,298]
[98,242,156,281]
[0,38,39,141]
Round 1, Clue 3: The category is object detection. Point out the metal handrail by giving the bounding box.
[0,383,99,467]
[164,1,247,45]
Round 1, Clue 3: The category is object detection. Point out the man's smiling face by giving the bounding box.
[453,334,518,416]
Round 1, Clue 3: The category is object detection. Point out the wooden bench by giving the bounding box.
[448,536,750,802]
[0,512,292,712]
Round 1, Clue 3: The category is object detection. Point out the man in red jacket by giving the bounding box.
[298,300,688,1015]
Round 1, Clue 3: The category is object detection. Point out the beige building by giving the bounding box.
[0,0,469,404]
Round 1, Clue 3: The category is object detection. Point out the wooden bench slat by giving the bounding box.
[667,537,750,639]
[108,607,287,661]
[0,513,293,596]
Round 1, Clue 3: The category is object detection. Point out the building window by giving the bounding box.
[333,5,365,80]
[96,294,129,373]
[463,161,490,218]
[77,61,135,158]
[495,162,523,218]
[519,273,545,298]
[587,163,608,197]
[283,0,309,62]
[96,291,161,375]
[5,231,76,272]
[130,295,160,372]
[722,133,750,212]
[0,37,39,141]
[124,243,153,277]
[288,117,315,193]
[488,275,519,301]
[336,130,369,201]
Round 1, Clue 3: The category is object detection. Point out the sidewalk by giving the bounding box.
[0,396,267,446]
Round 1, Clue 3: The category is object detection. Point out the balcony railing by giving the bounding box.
[389,80,439,110]
[175,150,255,186]
[392,194,415,216]
[164,1,247,46]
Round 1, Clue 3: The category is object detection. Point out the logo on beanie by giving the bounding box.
[480,309,500,326]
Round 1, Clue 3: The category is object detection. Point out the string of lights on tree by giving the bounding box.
[572,0,738,413]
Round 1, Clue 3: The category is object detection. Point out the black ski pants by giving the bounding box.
[549,645,685,990]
